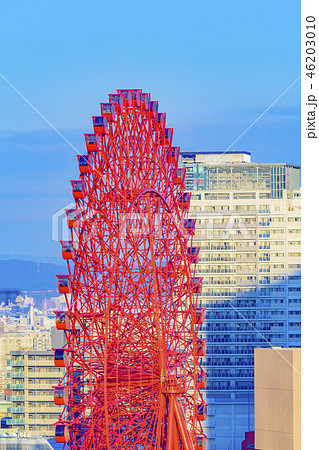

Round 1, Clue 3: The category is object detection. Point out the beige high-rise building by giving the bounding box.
[6,349,63,437]
[254,347,301,450]
[0,331,51,396]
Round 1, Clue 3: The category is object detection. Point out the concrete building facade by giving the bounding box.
[254,348,301,450]
[180,152,301,450]
[6,350,63,437]
[0,331,51,397]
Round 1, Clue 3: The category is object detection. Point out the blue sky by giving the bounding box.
[0,0,300,259]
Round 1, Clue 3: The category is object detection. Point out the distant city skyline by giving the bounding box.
[0,1,300,258]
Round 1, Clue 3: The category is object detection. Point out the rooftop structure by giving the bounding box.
[181,152,300,198]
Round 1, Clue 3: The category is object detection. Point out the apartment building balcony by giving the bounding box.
[235,281,257,286]
[256,314,284,320]
[27,405,62,413]
[210,257,236,262]
[269,221,285,227]
[7,371,24,378]
[27,418,57,425]
[210,362,254,368]
[8,407,24,413]
[26,371,61,378]
[208,280,235,286]
[288,231,301,237]
[9,395,24,401]
[270,255,286,260]
[7,418,24,425]
[289,337,301,344]
[288,290,301,298]
[270,245,286,250]
[26,360,54,367]
[210,269,237,274]
[270,267,286,273]
[8,360,24,367]
[233,257,257,263]
[7,383,24,390]
[235,245,257,251]
[235,269,256,275]
[25,383,57,390]
[209,373,254,379]
[27,395,53,402]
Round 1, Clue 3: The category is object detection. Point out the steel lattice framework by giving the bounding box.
[53,89,207,449]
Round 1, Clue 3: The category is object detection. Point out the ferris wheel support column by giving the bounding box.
[162,377,193,450]
[166,395,175,450]
[173,398,192,450]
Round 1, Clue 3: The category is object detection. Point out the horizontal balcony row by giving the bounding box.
[8,396,24,401]
[8,407,24,413]
[202,281,257,286]
[7,372,61,379]
[7,384,55,391]
[202,327,287,333]
[7,419,24,425]
[200,337,286,344]
[8,360,55,367]
[207,373,254,378]
[204,314,286,321]
[26,406,62,413]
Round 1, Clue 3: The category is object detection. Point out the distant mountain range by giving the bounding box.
[0,259,66,295]
[0,253,62,265]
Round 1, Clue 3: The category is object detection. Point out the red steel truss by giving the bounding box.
[53,89,207,449]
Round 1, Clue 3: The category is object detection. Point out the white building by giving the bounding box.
[181,151,301,450]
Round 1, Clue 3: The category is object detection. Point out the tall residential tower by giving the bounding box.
[180,152,301,450]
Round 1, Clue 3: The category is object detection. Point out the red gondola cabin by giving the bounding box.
[178,192,191,211]
[65,209,81,228]
[60,241,75,260]
[55,424,70,444]
[197,372,208,389]
[167,147,180,164]
[164,128,173,146]
[54,348,69,368]
[150,101,158,118]
[117,89,133,107]
[187,246,200,264]
[195,435,207,450]
[130,89,142,107]
[194,306,205,324]
[157,113,166,129]
[191,277,203,294]
[196,403,208,421]
[77,155,93,174]
[57,275,72,294]
[142,93,150,111]
[92,116,108,134]
[109,94,125,112]
[183,218,196,235]
[84,133,101,153]
[55,311,70,330]
[196,340,207,357]
[100,103,116,122]
[174,168,186,186]
[54,386,69,405]
[71,180,86,200]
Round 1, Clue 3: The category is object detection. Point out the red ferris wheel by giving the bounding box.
[53,89,207,449]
